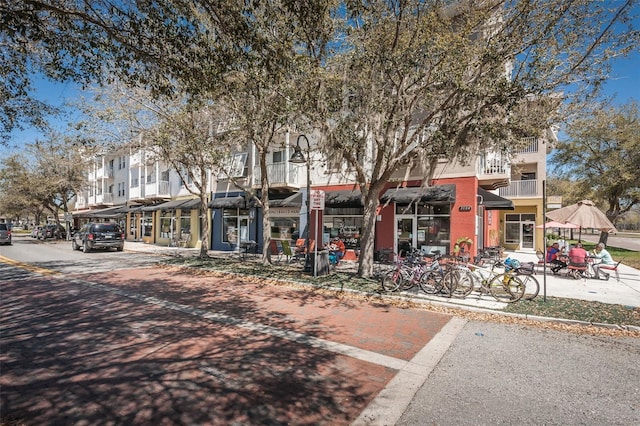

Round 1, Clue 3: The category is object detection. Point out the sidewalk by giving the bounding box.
[123,241,640,308]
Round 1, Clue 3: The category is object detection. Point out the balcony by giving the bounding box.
[478,153,511,190]
[76,196,87,209]
[499,180,539,198]
[145,180,170,199]
[129,184,144,200]
[130,151,144,166]
[252,163,300,190]
[102,193,114,204]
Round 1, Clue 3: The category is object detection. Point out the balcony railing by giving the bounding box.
[514,137,539,154]
[129,185,144,199]
[499,180,538,198]
[102,193,114,204]
[145,180,170,197]
[76,196,87,209]
[479,153,510,175]
[253,163,300,187]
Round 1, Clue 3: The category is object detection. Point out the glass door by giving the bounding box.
[396,216,414,257]
[521,222,535,250]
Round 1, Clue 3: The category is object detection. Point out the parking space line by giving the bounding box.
[0,255,61,276]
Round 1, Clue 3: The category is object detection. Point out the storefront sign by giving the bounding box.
[270,208,299,217]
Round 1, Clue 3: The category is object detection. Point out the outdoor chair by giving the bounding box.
[566,255,588,280]
[281,240,293,263]
[598,261,622,282]
[536,250,545,272]
[178,232,191,248]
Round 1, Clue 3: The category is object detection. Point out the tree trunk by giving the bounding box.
[357,187,383,278]
[199,194,209,258]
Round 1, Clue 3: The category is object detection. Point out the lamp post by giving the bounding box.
[289,134,311,268]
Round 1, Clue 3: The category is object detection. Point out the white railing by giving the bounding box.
[499,180,538,197]
[479,152,510,175]
[145,180,170,197]
[514,137,539,154]
[129,185,144,199]
[102,193,114,204]
[76,196,87,209]
[253,163,300,186]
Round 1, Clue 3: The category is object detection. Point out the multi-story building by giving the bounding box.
[72,146,206,249]
[73,126,552,259]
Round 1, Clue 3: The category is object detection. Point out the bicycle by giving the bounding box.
[508,260,540,301]
[441,258,526,303]
[381,249,444,294]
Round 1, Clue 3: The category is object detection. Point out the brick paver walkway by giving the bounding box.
[1,265,453,425]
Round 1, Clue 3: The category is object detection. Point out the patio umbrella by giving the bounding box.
[535,221,580,229]
[545,199,617,239]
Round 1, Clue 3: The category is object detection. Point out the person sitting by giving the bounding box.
[591,242,615,279]
[568,242,588,264]
[546,242,567,274]
[326,237,346,264]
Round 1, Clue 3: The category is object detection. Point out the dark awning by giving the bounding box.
[209,196,247,209]
[180,198,201,210]
[270,192,302,208]
[156,199,188,210]
[478,188,514,210]
[74,205,129,218]
[325,189,363,207]
[381,184,456,204]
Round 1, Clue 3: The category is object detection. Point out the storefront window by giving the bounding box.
[323,207,364,249]
[180,216,191,234]
[222,209,249,244]
[141,216,153,237]
[160,211,173,239]
[270,217,296,241]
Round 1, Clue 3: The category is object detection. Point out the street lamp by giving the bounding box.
[289,134,311,269]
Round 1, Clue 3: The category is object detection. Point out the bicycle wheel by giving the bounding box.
[451,269,475,298]
[490,274,525,303]
[519,274,540,300]
[382,268,409,292]
[418,270,443,294]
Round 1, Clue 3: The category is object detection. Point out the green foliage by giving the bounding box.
[550,102,640,222]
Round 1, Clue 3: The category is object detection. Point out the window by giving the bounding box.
[219,153,248,178]
[160,212,173,239]
[119,156,126,169]
[222,208,249,244]
[141,216,153,237]
[322,208,364,249]
[272,150,284,163]
[131,177,139,188]
[161,170,170,182]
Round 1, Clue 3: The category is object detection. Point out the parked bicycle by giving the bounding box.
[381,248,444,294]
[441,258,526,303]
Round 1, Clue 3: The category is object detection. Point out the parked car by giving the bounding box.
[72,222,125,253]
[31,226,43,238]
[0,223,11,245]
[38,224,66,240]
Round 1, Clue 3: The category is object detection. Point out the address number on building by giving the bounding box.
[310,190,325,210]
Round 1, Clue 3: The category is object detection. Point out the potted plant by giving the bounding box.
[453,236,473,256]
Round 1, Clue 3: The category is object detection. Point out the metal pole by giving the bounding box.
[543,179,547,302]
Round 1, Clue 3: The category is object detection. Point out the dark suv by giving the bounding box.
[72,222,125,253]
